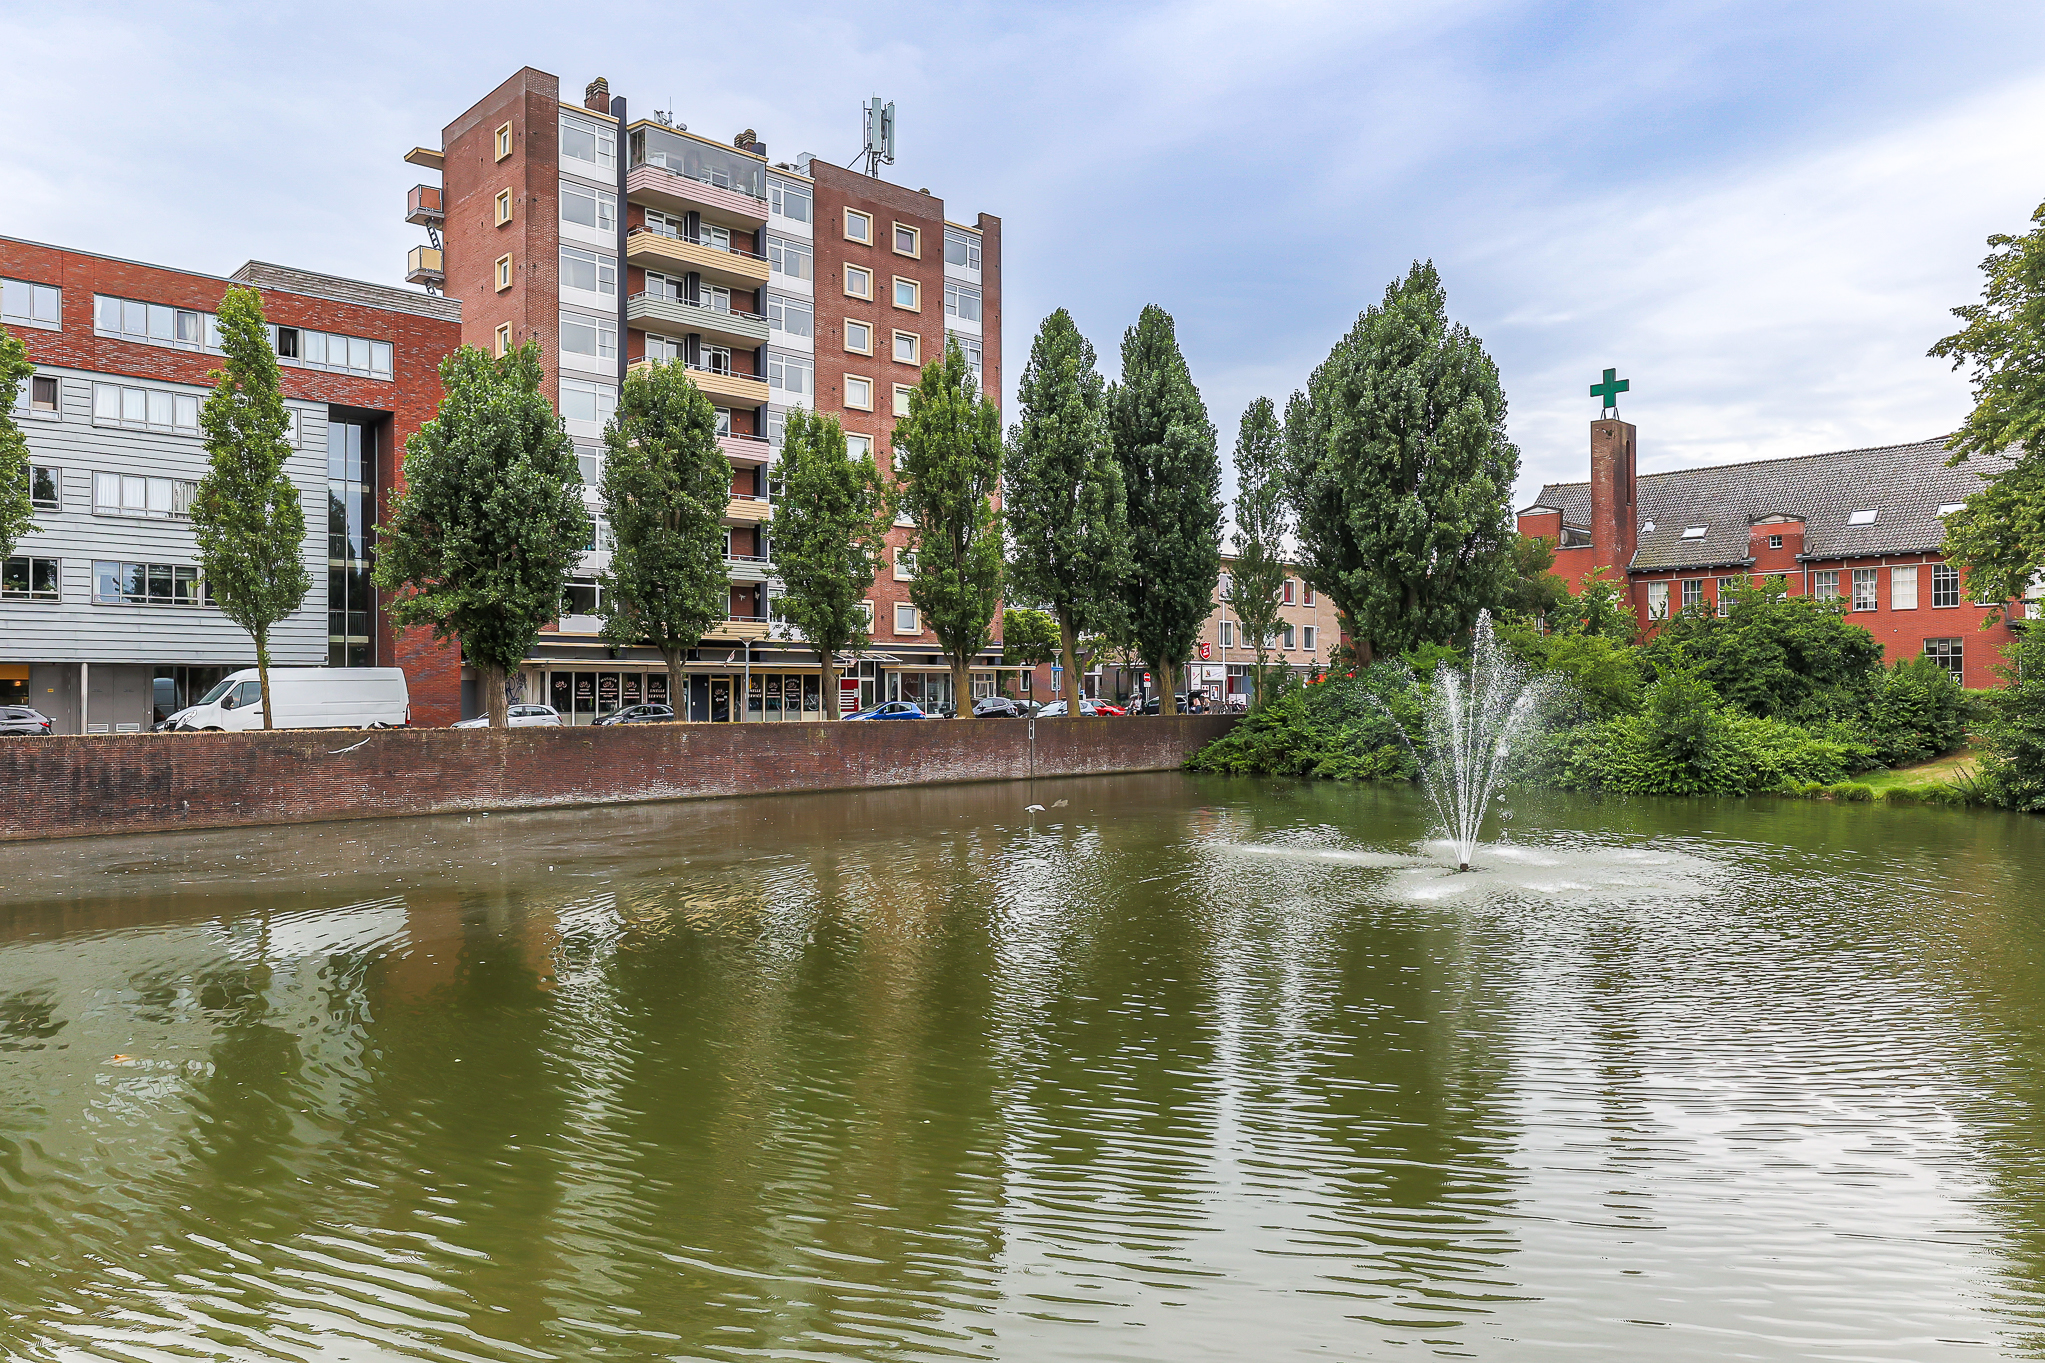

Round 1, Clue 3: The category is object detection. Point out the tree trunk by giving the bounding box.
[1251,646,1270,712]
[1057,608,1085,715]
[664,647,685,723]
[820,647,839,721]
[1156,658,1178,716]
[482,660,509,728]
[255,630,274,731]
[951,654,972,719]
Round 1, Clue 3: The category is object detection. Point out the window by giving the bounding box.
[1813,570,1839,601]
[846,434,873,461]
[893,223,920,256]
[768,236,813,281]
[1681,578,1703,610]
[893,277,920,311]
[1768,534,1783,549]
[1681,524,1708,540]
[1303,584,1315,607]
[952,335,983,383]
[95,295,222,354]
[1717,577,1738,616]
[1646,581,1669,619]
[894,548,917,581]
[845,376,873,410]
[893,330,920,364]
[574,440,602,488]
[560,246,616,296]
[560,314,617,361]
[894,384,914,417]
[560,377,617,428]
[943,281,982,322]
[895,602,919,633]
[1219,620,1234,648]
[495,254,513,291]
[28,375,58,413]
[769,179,812,223]
[944,228,981,271]
[92,560,204,606]
[1847,509,1877,526]
[561,576,603,618]
[560,183,616,232]
[1925,637,1963,679]
[766,295,812,338]
[269,324,393,378]
[768,352,813,400]
[559,116,615,171]
[1852,567,1877,612]
[1,278,59,329]
[495,122,513,160]
[1282,578,1296,605]
[696,344,732,376]
[1,556,59,601]
[30,466,59,510]
[94,472,196,520]
[1281,624,1296,650]
[642,333,685,362]
[845,320,872,354]
[844,265,873,299]
[1937,502,1966,517]
[845,209,873,244]
[1892,565,1920,610]
[713,408,732,438]
[92,382,199,433]
[1303,625,1317,651]
[494,323,512,357]
[495,189,513,226]
[1932,562,1961,608]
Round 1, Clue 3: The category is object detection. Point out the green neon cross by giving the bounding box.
[1591,367,1629,410]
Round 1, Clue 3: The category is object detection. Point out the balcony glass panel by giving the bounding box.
[630,127,765,200]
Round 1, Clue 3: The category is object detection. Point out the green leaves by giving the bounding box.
[597,362,731,667]
[0,332,34,562]
[1000,607,1060,667]
[774,406,892,708]
[1223,396,1289,707]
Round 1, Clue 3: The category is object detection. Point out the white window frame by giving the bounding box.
[766,294,812,338]
[1218,620,1233,648]
[846,434,874,461]
[894,548,917,582]
[893,330,920,365]
[943,228,981,271]
[768,352,814,404]
[29,465,61,510]
[1681,578,1704,610]
[893,384,914,417]
[844,320,872,355]
[844,264,872,300]
[1,277,60,330]
[1851,567,1878,612]
[768,235,813,282]
[1646,580,1669,619]
[93,471,196,520]
[92,382,200,434]
[560,376,617,430]
[1891,565,1919,610]
[496,254,513,291]
[559,313,617,361]
[560,182,617,233]
[1302,625,1317,651]
[558,115,616,172]
[892,277,921,311]
[768,178,812,224]
[1813,570,1840,602]
[893,223,921,257]
[559,245,617,298]
[845,209,873,244]
[895,602,919,633]
[845,376,873,411]
[943,281,982,322]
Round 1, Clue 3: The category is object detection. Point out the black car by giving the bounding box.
[971,696,1036,718]
[1134,693,1205,716]
[0,706,54,736]
[592,703,676,726]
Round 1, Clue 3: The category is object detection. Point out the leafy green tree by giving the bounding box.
[1005,309,1132,711]
[190,287,312,730]
[1500,533,1571,624]
[1554,567,1639,642]
[375,343,590,728]
[1001,607,1060,697]
[773,407,892,717]
[893,336,1004,716]
[0,334,34,562]
[1863,656,1969,768]
[1285,261,1521,660]
[1107,304,1221,715]
[1223,397,1290,711]
[1978,628,2045,810]
[1643,579,1883,719]
[596,361,732,712]
[1931,196,2045,609]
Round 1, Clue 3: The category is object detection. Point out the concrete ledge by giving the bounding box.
[0,716,1236,842]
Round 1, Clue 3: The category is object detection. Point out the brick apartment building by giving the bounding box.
[411,67,1003,722]
[1,240,463,732]
[1522,418,2027,689]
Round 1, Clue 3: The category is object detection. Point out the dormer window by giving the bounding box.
[1768,534,1783,549]
[1681,525,1707,540]
[1847,509,1877,525]
[1642,521,1656,533]
[1937,502,1965,516]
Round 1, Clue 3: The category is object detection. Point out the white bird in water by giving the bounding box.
[1023,804,1045,813]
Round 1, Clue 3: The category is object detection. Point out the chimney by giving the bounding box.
[734,128,755,148]
[1588,418,1638,579]
[585,77,610,114]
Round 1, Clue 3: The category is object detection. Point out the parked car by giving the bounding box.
[1033,699,1119,718]
[845,700,927,720]
[451,704,563,729]
[0,706,53,736]
[162,668,409,732]
[1132,693,1204,716]
[972,696,1038,718]
[1089,701,1128,716]
[591,703,675,726]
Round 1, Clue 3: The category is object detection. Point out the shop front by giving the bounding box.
[545,669,671,724]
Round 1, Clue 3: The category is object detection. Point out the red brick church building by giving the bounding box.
[1519,416,2025,690]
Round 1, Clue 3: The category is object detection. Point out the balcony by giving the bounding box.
[724,551,773,583]
[626,292,768,348]
[626,163,769,230]
[406,184,444,226]
[704,614,773,642]
[405,246,444,287]
[627,358,768,406]
[720,432,774,465]
[624,228,770,289]
[725,494,773,526]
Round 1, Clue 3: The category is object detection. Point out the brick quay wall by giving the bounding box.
[0,717,1236,842]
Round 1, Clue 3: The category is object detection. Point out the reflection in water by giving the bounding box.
[3,776,2045,1359]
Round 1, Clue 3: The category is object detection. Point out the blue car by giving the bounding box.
[845,700,926,720]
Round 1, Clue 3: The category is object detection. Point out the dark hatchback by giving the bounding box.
[0,706,54,736]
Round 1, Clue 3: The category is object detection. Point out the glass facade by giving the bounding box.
[328,419,375,666]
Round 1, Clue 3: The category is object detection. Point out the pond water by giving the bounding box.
[5,776,2045,1361]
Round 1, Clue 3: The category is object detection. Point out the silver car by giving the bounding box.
[452,704,563,729]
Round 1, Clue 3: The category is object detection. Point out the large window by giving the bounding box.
[93,382,199,433]
[1681,578,1703,611]
[1852,567,1877,612]
[1813,570,1839,601]
[1,557,59,601]
[30,466,59,510]
[1717,577,1738,616]
[559,115,616,172]
[766,294,812,338]
[94,472,194,519]
[950,334,984,383]
[1891,565,1919,610]
[560,245,616,297]
[574,440,603,488]
[768,178,812,223]
[1925,637,1963,679]
[328,419,376,666]
[272,325,393,379]
[944,228,981,271]
[630,125,766,200]
[560,378,617,429]
[560,183,617,232]
[560,313,617,361]
[1646,580,1669,618]
[1932,562,1962,608]
[768,352,813,400]
[768,236,813,282]
[96,294,220,352]
[93,560,205,606]
[1,277,59,329]
[643,333,685,362]
[944,281,982,322]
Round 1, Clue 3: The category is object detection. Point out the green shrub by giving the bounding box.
[1645,581,1885,720]
[1189,664,1420,783]
[1829,782,1876,802]
[1860,656,1970,767]
[1977,630,2045,812]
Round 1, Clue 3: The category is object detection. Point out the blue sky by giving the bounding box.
[6,1,2045,506]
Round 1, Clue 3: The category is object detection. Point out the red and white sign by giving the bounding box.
[1199,643,1211,660]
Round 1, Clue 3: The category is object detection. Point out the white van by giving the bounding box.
[167,668,410,732]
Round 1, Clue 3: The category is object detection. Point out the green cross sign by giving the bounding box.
[1591,368,1629,411]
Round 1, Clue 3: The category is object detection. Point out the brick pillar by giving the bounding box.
[1589,419,1637,578]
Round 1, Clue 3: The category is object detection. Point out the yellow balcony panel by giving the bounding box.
[626,164,769,230]
[405,246,444,286]
[704,616,773,642]
[725,495,773,525]
[624,361,769,406]
[624,229,770,289]
[720,433,774,464]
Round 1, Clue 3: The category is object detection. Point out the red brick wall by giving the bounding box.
[0,717,1237,842]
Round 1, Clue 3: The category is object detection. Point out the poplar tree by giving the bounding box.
[1005,309,1131,711]
[1285,261,1520,660]
[1223,397,1290,710]
[191,287,311,730]
[0,334,34,561]
[597,361,731,711]
[375,343,590,728]
[892,336,1004,716]
[1107,304,1221,716]
[772,407,892,717]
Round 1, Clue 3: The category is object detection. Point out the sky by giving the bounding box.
[6,1,2045,508]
